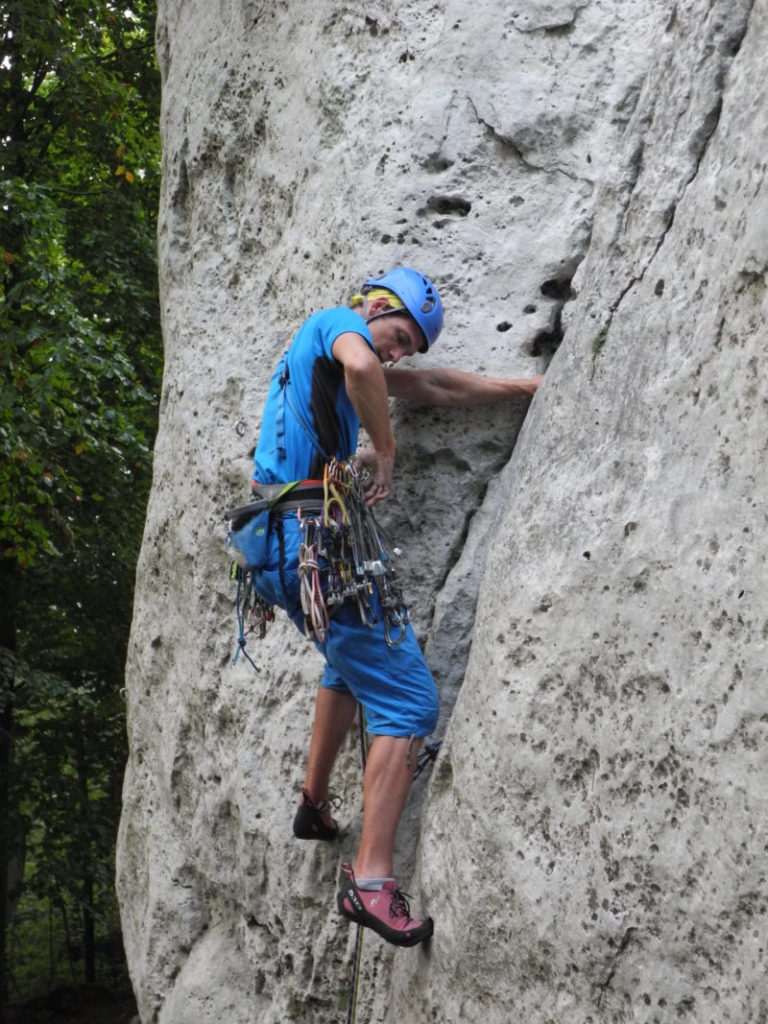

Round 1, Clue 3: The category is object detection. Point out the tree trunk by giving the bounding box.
[75,728,97,985]
[81,876,96,985]
[1,11,29,1016]
[0,561,18,1022]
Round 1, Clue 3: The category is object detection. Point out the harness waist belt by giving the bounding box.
[269,481,326,515]
[226,480,325,522]
[272,498,324,514]
[274,486,324,504]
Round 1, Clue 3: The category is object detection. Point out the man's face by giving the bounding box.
[368,313,423,365]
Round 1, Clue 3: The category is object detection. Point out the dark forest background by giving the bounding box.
[1,2,161,1019]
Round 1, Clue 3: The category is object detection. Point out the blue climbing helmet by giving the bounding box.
[362,266,444,352]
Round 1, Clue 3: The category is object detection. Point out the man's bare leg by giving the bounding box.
[354,734,422,879]
[302,686,357,827]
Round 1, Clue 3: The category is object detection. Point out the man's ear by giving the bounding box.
[365,295,392,316]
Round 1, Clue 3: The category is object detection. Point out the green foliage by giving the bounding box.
[1,648,127,997]
[0,0,161,1003]
[1,0,161,566]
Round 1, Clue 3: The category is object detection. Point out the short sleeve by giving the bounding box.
[317,307,375,360]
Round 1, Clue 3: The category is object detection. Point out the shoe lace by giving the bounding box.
[388,887,413,922]
[301,789,342,814]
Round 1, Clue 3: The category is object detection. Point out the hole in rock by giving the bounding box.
[426,195,471,217]
[531,308,564,361]
[540,277,574,300]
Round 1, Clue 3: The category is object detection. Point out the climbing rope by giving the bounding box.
[345,704,369,1024]
[344,725,441,1023]
[297,511,329,642]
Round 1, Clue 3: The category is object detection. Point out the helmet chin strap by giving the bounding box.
[364,305,427,354]
[364,306,407,326]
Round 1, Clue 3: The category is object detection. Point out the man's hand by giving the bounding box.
[355,447,395,506]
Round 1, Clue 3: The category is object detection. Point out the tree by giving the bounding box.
[0,0,161,1007]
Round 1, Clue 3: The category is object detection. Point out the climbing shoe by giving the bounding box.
[337,863,433,947]
[293,789,340,841]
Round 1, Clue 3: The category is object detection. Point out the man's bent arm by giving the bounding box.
[384,366,543,407]
[333,332,396,502]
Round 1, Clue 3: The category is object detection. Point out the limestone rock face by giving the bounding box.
[117,1,767,1022]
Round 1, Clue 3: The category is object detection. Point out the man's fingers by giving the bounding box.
[365,481,392,507]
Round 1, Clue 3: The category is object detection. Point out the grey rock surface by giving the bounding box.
[117,1,767,1022]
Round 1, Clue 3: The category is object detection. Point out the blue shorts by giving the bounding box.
[254,513,439,737]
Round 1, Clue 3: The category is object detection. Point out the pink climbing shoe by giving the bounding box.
[337,863,433,947]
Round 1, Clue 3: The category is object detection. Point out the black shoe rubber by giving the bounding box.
[293,792,339,841]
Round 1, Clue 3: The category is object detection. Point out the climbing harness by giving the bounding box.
[226,459,410,668]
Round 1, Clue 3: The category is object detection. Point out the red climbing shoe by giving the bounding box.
[293,789,339,841]
[337,863,433,947]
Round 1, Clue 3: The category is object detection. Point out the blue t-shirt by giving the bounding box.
[254,307,376,484]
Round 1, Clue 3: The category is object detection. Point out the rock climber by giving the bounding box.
[250,266,542,946]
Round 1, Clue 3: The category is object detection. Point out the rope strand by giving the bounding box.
[345,705,369,1024]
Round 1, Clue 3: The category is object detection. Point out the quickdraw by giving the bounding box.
[230,561,275,671]
[297,459,409,646]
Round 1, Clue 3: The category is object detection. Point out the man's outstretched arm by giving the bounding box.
[383,366,543,407]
